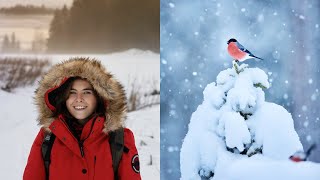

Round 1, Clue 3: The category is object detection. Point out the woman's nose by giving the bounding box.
[75,93,84,102]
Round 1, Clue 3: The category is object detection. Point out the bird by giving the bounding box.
[289,144,316,162]
[227,38,263,62]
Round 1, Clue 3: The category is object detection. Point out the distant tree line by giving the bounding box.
[47,0,159,53]
[1,33,20,53]
[0,5,55,15]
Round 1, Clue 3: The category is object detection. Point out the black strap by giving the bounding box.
[41,133,56,180]
[109,128,124,180]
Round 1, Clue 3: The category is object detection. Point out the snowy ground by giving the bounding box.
[126,105,160,178]
[0,50,159,179]
[214,153,320,180]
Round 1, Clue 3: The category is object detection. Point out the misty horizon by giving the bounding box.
[0,0,72,8]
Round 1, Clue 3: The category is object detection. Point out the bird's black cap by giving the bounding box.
[227,38,237,44]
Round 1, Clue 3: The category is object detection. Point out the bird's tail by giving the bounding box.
[250,54,264,60]
[306,144,316,158]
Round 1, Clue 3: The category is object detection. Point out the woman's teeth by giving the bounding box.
[74,106,86,110]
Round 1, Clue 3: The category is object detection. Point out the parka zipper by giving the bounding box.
[93,156,97,179]
[60,116,97,158]
[79,140,85,157]
[78,117,96,158]
[59,118,85,158]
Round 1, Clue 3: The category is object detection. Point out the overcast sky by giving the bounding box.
[0,0,73,8]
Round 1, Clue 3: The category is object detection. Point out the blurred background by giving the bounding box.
[0,0,159,53]
[0,0,159,179]
[160,0,320,179]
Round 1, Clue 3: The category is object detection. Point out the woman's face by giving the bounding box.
[66,79,97,123]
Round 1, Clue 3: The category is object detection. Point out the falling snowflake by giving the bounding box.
[301,105,307,112]
[303,121,309,127]
[162,59,168,64]
[306,135,312,142]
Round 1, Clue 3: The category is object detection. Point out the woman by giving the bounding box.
[23,58,141,180]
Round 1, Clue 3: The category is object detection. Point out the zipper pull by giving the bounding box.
[79,141,85,157]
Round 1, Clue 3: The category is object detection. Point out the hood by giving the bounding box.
[35,57,127,134]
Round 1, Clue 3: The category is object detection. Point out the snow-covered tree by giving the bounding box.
[180,63,305,179]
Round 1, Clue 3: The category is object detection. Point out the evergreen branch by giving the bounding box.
[233,60,240,74]
[254,83,267,89]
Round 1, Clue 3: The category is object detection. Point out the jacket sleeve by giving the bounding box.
[118,128,142,180]
[23,128,46,180]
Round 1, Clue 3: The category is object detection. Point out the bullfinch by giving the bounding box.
[227,38,263,62]
[289,144,316,162]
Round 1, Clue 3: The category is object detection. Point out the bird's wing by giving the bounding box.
[236,42,252,54]
[236,42,246,51]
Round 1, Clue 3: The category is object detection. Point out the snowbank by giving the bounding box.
[180,64,311,180]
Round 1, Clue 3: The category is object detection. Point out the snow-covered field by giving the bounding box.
[0,50,159,179]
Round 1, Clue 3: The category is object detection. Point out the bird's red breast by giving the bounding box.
[227,42,247,61]
[290,156,303,162]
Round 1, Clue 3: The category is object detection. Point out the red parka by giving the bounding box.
[23,59,141,180]
[23,117,141,180]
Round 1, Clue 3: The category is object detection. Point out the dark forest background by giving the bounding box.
[47,0,159,53]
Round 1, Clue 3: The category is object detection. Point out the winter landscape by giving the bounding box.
[180,63,320,179]
[161,0,320,179]
[0,50,160,179]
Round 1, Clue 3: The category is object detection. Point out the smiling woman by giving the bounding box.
[65,79,98,123]
[52,77,101,125]
[23,58,142,180]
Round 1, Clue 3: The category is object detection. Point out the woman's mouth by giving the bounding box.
[74,106,87,110]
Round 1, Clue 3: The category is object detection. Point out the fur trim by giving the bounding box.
[35,58,127,133]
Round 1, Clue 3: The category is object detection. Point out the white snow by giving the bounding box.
[248,102,303,160]
[126,105,160,178]
[169,3,175,8]
[223,111,251,152]
[214,154,320,180]
[180,64,320,179]
[0,50,159,180]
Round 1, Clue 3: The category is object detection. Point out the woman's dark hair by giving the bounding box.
[50,77,105,119]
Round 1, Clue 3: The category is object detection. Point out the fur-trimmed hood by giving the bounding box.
[35,58,127,134]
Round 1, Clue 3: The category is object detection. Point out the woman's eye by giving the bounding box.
[83,91,92,94]
[69,91,76,94]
